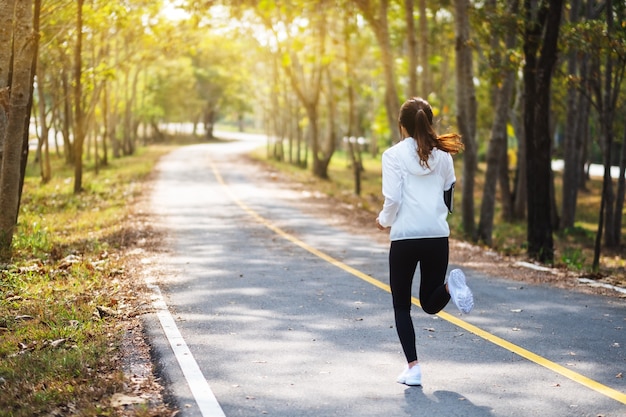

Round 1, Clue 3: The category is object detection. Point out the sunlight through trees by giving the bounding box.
[0,0,625,266]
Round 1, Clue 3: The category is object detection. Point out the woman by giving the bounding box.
[376,97,474,386]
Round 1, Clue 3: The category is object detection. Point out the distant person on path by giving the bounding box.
[376,97,474,386]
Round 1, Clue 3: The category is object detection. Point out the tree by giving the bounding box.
[73,0,86,193]
[284,13,332,178]
[523,0,563,263]
[585,0,626,267]
[253,1,337,178]
[596,0,626,250]
[559,0,588,231]
[343,7,365,195]
[417,0,431,96]
[454,0,478,239]
[404,0,418,97]
[354,0,401,144]
[477,0,520,245]
[189,34,250,141]
[36,44,52,184]
[0,0,37,261]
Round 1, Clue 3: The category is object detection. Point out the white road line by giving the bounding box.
[147,283,226,417]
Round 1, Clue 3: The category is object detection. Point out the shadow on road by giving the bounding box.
[404,388,494,416]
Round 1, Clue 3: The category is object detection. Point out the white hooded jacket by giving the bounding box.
[377,137,456,241]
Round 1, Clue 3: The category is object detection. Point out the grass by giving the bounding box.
[253,145,626,278]
[0,144,176,417]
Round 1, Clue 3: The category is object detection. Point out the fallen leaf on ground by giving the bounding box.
[110,393,147,407]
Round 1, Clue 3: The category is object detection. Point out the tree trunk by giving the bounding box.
[17,0,40,209]
[61,67,73,164]
[323,66,337,178]
[123,63,132,154]
[37,58,51,183]
[282,14,328,178]
[523,0,563,264]
[344,12,362,196]
[498,125,514,222]
[477,0,519,243]
[576,83,591,192]
[378,0,400,143]
[0,0,17,167]
[204,105,215,140]
[123,65,141,156]
[101,81,109,166]
[418,0,430,96]
[601,0,624,249]
[73,0,85,194]
[614,126,626,248]
[560,0,582,230]
[0,88,7,168]
[307,105,328,179]
[560,70,582,229]
[594,107,614,267]
[477,61,516,244]
[454,0,478,239]
[511,77,527,219]
[0,0,35,261]
[354,0,400,143]
[404,0,417,97]
[586,0,626,257]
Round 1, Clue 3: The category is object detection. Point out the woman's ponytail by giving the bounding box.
[414,108,437,167]
[399,97,464,168]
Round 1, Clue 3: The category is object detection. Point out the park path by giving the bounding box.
[143,132,626,417]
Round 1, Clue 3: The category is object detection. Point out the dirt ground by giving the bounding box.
[113,153,625,416]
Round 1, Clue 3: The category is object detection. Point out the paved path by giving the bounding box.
[145,133,626,417]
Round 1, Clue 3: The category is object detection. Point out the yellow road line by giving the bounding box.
[209,157,626,406]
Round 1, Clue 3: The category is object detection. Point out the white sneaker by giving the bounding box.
[396,366,408,384]
[397,364,422,386]
[448,269,474,314]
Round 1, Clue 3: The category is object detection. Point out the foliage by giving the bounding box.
[255,148,623,276]
[0,146,173,416]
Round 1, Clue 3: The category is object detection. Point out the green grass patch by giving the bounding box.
[0,144,175,417]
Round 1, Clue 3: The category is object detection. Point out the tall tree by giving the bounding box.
[559,0,586,231]
[73,0,86,193]
[404,0,418,97]
[0,0,37,261]
[354,0,401,144]
[0,0,16,167]
[454,0,478,239]
[284,13,332,178]
[522,0,563,263]
[477,0,519,245]
[418,0,431,96]
[343,7,365,195]
[589,0,626,266]
[510,76,527,219]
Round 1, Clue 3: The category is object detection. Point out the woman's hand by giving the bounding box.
[376,218,386,231]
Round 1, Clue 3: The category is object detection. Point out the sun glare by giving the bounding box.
[161,0,190,21]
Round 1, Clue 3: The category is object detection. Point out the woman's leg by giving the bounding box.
[389,240,420,363]
[418,238,451,315]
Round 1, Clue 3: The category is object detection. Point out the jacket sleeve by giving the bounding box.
[443,153,456,191]
[378,150,403,228]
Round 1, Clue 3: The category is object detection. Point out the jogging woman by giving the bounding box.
[376,97,474,386]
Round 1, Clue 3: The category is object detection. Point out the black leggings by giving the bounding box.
[389,237,450,363]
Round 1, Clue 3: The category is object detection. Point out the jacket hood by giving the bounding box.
[397,137,442,176]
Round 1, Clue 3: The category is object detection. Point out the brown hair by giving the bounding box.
[398,97,464,168]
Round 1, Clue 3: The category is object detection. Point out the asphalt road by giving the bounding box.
[144,132,626,417]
